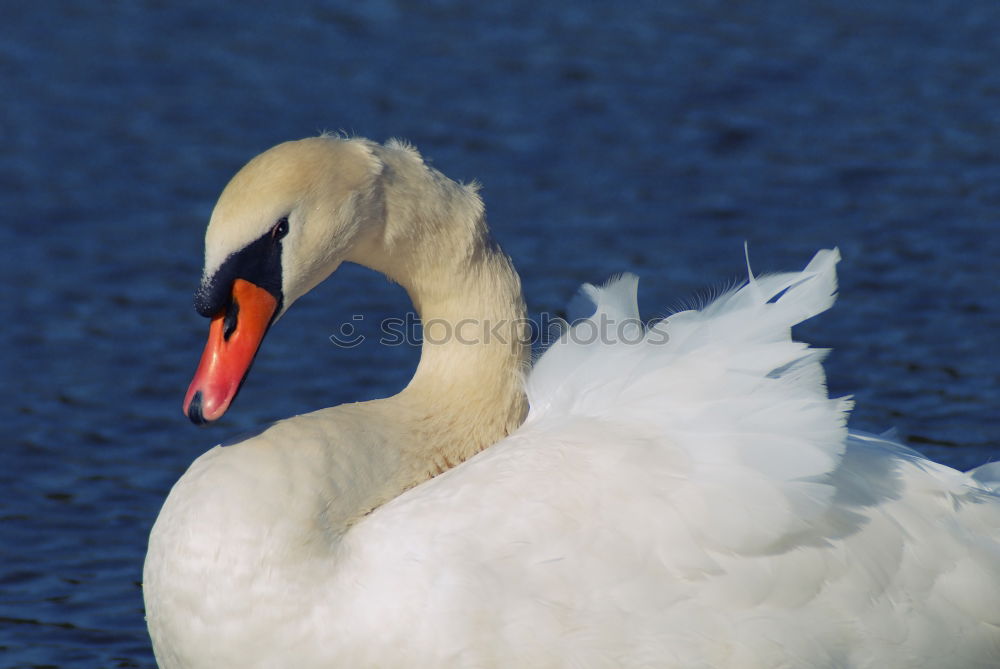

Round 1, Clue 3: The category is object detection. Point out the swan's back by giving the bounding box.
[328,249,1000,668]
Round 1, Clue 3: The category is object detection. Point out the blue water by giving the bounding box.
[3,2,999,665]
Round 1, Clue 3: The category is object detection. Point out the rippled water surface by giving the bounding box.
[3,1,999,665]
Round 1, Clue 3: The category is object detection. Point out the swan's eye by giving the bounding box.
[272,217,289,240]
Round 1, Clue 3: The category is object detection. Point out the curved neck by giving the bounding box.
[144,142,532,661]
[400,247,528,473]
[348,142,529,475]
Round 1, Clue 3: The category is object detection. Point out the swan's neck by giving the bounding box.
[144,143,530,661]
[349,142,529,480]
[398,250,527,475]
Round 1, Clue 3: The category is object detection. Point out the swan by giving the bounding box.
[144,135,1000,668]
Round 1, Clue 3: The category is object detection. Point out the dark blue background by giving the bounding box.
[2,2,998,665]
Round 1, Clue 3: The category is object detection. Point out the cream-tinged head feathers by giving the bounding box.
[202,137,385,316]
[183,134,516,426]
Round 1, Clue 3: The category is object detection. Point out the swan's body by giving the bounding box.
[144,136,1000,668]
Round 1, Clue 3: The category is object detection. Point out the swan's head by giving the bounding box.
[183,137,384,424]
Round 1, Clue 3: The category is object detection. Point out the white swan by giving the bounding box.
[144,136,1000,668]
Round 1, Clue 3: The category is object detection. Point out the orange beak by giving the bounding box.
[182,278,278,424]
